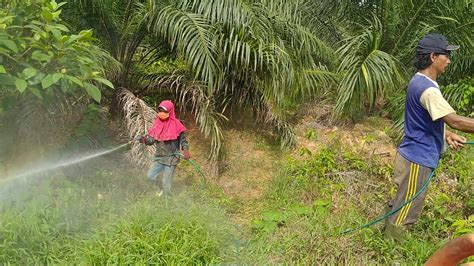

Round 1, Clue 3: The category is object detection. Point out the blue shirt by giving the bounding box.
[398,73,444,169]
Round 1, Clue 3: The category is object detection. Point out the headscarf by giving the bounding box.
[147,100,187,141]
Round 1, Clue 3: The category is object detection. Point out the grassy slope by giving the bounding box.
[0,105,473,264]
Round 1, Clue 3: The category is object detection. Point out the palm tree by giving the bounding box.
[303,0,473,125]
[67,0,338,172]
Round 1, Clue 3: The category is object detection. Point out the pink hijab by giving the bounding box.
[148,100,187,141]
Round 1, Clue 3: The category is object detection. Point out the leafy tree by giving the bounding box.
[0,0,115,104]
[0,0,116,146]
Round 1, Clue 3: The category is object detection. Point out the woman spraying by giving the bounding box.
[139,100,190,196]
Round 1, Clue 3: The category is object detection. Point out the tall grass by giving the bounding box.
[0,159,238,264]
[1,138,472,264]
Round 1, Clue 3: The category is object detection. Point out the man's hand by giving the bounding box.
[445,130,466,150]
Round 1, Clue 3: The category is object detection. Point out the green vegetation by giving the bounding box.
[1,0,473,264]
[0,0,114,103]
[1,139,472,264]
[0,161,238,264]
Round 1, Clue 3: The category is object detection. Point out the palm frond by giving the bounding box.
[334,17,407,119]
[181,0,274,40]
[150,5,220,93]
[118,88,157,169]
[387,92,406,144]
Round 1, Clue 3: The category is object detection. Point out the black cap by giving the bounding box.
[416,33,460,55]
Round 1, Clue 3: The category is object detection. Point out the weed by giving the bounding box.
[0,161,239,264]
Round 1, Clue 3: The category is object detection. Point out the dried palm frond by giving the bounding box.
[118,88,157,168]
[16,97,51,144]
[48,93,90,129]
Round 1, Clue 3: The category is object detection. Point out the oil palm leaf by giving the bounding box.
[334,17,407,119]
[119,88,157,169]
[148,5,220,94]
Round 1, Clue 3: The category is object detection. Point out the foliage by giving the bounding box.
[0,163,237,264]
[241,139,473,264]
[450,215,474,238]
[77,198,234,264]
[334,17,407,118]
[0,0,118,153]
[0,0,115,104]
[1,125,473,264]
[443,78,474,117]
[306,0,473,120]
[73,104,105,138]
[66,0,339,169]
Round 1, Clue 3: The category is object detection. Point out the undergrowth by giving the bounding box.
[0,158,238,264]
[0,137,472,264]
[242,140,473,264]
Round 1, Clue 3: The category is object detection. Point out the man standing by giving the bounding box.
[385,33,474,239]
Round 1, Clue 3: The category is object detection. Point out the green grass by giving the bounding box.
[238,142,474,264]
[0,158,239,264]
[0,142,472,264]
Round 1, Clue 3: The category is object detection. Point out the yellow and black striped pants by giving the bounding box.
[388,153,433,226]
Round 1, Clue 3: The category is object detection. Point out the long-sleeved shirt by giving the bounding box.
[145,132,189,166]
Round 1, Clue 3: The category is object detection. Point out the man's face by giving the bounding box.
[431,53,451,73]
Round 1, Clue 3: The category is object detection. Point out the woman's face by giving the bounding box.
[158,107,169,120]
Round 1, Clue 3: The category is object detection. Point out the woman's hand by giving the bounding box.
[182,150,191,160]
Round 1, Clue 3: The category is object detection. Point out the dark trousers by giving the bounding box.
[388,153,433,226]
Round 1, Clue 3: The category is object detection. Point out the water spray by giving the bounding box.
[0,142,131,186]
[1,135,207,190]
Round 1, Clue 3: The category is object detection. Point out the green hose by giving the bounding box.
[185,158,208,189]
[340,141,474,235]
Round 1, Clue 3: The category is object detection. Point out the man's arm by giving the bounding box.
[420,87,474,133]
[442,113,474,133]
[425,234,474,266]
